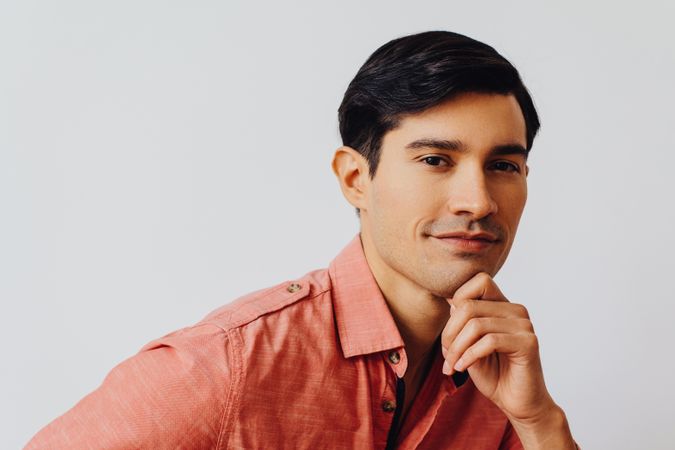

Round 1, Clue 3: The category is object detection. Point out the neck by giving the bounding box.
[360,232,450,372]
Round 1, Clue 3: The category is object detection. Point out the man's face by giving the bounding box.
[359,92,529,298]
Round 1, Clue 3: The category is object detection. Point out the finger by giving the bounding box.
[441,299,531,356]
[453,272,508,302]
[449,298,530,320]
[443,317,534,374]
[443,272,508,349]
[452,332,538,373]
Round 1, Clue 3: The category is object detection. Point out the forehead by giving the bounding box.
[383,92,527,152]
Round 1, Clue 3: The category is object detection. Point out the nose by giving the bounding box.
[446,164,498,219]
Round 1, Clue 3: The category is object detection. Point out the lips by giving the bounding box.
[431,231,499,252]
[433,231,498,242]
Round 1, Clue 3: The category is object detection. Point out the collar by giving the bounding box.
[328,234,405,358]
[327,234,470,389]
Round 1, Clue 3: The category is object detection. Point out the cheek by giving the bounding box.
[495,183,527,230]
[370,174,433,231]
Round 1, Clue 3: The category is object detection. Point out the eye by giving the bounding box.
[490,160,521,173]
[421,156,449,167]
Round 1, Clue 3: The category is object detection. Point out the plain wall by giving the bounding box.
[2,1,674,448]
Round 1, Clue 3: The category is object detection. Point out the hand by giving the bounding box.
[440,272,555,423]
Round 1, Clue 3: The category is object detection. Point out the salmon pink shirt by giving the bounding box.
[26,235,526,449]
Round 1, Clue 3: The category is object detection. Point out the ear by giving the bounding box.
[525,164,530,177]
[331,146,370,211]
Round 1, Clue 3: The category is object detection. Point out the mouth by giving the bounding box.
[430,231,499,253]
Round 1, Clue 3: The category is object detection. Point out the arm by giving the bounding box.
[499,405,579,450]
[25,323,237,450]
[507,404,578,450]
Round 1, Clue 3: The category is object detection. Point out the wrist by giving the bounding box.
[508,404,577,450]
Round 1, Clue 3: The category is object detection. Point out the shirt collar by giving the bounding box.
[328,234,470,389]
[328,234,405,359]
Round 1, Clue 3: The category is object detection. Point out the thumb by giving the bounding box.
[453,272,507,302]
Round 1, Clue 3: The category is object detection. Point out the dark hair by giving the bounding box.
[338,31,540,181]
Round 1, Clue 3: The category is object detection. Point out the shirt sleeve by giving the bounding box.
[24,323,239,450]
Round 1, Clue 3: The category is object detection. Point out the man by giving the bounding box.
[26,31,578,449]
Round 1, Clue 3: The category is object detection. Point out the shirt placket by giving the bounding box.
[397,347,461,449]
[369,347,409,449]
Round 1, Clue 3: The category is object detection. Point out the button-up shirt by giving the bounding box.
[26,235,524,449]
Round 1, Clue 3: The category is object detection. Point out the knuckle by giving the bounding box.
[462,347,474,361]
[448,339,462,355]
[466,317,483,334]
[441,334,452,349]
[459,301,474,316]
[514,303,530,319]
[526,333,539,350]
[484,333,499,347]
[519,318,535,333]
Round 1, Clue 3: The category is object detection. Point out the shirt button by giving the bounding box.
[286,283,302,293]
[388,351,401,365]
[382,400,396,413]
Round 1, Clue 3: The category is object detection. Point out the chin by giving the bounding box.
[422,263,495,298]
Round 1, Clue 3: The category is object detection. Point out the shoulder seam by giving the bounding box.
[204,283,332,333]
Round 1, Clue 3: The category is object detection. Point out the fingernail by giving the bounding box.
[442,360,452,375]
[454,358,464,372]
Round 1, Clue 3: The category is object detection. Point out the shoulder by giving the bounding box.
[26,322,236,449]
[198,267,333,332]
[25,267,335,449]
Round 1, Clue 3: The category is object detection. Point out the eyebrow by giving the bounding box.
[405,138,529,158]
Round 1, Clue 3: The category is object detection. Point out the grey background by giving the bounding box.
[2,1,674,448]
